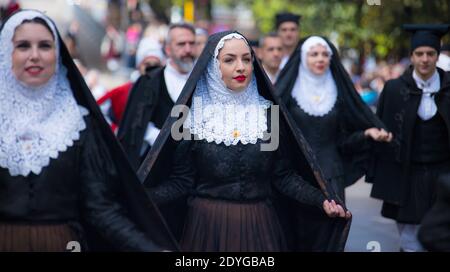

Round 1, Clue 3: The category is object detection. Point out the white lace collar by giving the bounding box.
[291,36,337,117]
[0,10,88,177]
[184,33,272,146]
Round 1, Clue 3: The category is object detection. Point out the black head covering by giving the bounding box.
[137,30,351,251]
[276,36,388,187]
[403,24,450,53]
[275,12,301,29]
[0,10,178,251]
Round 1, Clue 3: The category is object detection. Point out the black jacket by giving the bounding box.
[118,67,174,169]
[368,67,450,205]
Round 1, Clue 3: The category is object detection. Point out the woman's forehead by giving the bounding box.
[308,43,328,51]
[219,38,250,54]
[14,22,54,39]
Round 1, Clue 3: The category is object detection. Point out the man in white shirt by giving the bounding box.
[259,33,283,84]
[369,24,450,252]
[118,23,196,169]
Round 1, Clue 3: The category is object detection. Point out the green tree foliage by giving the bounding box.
[217,0,450,59]
[144,0,449,59]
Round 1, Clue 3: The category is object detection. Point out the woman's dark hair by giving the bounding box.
[20,17,54,39]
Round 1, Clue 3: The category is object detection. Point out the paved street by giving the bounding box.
[345,178,400,252]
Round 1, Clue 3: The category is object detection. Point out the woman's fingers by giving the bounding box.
[369,128,393,142]
[381,131,393,142]
[345,211,352,219]
[331,201,345,217]
[386,132,393,142]
[324,200,352,219]
[330,200,341,217]
[323,200,336,217]
[369,129,381,141]
[336,204,346,217]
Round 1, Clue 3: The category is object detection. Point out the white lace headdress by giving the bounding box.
[0,10,88,177]
[291,36,338,117]
[184,33,272,146]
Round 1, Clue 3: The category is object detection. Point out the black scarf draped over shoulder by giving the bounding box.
[138,31,352,251]
[0,10,178,251]
[276,36,387,187]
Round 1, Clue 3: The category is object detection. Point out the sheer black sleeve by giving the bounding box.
[272,127,326,209]
[146,140,196,205]
[80,118,162,251]
[337,103,372,155]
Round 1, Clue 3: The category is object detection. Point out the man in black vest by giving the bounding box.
[368,24,450,252]
[118,23,196,169]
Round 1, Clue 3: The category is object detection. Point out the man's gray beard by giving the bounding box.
[173,57,195,74]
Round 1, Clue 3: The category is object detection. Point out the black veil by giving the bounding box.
[138,31,351,251]
[0,10,178,251]
[276,36,387,187]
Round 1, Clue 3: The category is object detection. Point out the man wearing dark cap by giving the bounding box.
[368,24,450,252]
[275,12,301,70]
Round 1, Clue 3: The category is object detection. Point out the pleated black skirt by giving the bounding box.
[180,197,287,252]
[0,222,77,252]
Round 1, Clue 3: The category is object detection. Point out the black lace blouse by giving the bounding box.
[148,131,326,208]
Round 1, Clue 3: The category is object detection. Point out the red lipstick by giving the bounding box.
[234,75,246,82]
[25,66,43,76]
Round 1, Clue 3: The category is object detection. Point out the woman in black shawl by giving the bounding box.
[0,10,177,252]
[276,36,392,199]
[275,36,393,251]
[139,31,351,252]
